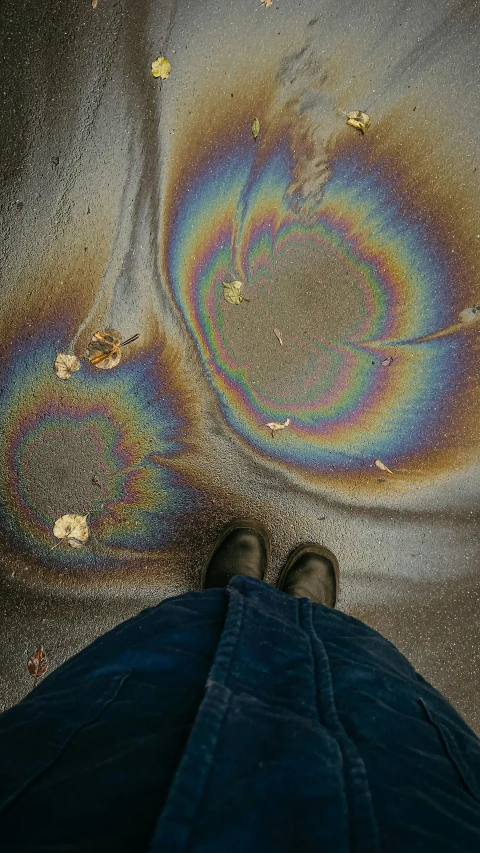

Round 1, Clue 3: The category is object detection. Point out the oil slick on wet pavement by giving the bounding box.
[0,0,479,726]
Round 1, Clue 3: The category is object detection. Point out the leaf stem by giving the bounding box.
[120,334,140,348]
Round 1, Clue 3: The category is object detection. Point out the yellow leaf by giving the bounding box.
[374,458,393,475]
[260,0,273,8]
[346,110,371,134]
[54,353,81,380]
[85,329,122,370]
[252,117,260,139]
[152,57,171,79]
[53,514,89,548]
[265,417,291,433]
[222,280,249,305]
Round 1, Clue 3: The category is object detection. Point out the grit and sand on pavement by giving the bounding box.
[0,0,479,728]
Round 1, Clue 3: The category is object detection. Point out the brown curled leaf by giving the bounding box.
[85,329,122,370]
[27,647,47,680]
[85,330,139,369]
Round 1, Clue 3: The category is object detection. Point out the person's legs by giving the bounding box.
[273,539,480,852]
[0,519,479,853]
[306,595,480,852]
[196,524,480,852]
[0,588,229,853]
[0,519,270,852]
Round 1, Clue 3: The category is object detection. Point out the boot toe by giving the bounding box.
[202,520,270,589]
[278,545,338,607]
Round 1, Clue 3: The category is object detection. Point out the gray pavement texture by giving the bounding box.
[0,0,479,729]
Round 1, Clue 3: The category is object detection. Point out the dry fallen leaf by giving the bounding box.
[459,304,480,324]
[92,0,98,8]
[251,117,260,139]
[86,329,122,369]
[152,57,171,79]
[266,417,291,434]
[346,110,371,134]
[374,459,393,475]
[381,356,394,367]
[85,330,139,369]
[54,353,81,380]
[260,0,273,6]
[222,281,249,305]
[273,327,283,346]
[27,647,47,682]
[53,514,89,548]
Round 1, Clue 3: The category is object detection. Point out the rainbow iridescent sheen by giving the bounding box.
[0,332,197,568]
[166,134,463,472]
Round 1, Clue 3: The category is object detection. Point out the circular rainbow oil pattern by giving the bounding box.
[165,117,475,478]
[0,331,199,570]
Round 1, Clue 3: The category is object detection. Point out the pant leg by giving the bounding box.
[1,577,479,853]
[147,577,480,853]
[0,589,228,853]
[309,601,480,851]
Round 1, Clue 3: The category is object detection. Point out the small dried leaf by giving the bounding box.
[92,0,98,8]
[252,117,260,139]
[459,304,480,324]
[152,56,171,79]
[222,280,249,305]
[381,356,394,367]
[88,329,121,348]
[53,513,89,548]
[27,647,47,680]
[346,110,371,134]
[374,459,393,475]
[85,329,122,370]
[265,417,291,433]
[54,353,81,380]
[260,0,273,6]
[273,327,283,346]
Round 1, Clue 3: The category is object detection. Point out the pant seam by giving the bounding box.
[149,589,245,852]
[301,599,381,853]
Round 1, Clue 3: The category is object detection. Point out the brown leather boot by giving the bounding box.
[201,519,271,589]
[277,543,339,607]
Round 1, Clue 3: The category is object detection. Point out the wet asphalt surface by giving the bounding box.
[0,0,479,729]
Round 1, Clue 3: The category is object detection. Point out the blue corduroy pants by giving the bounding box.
[1,576,480,852]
